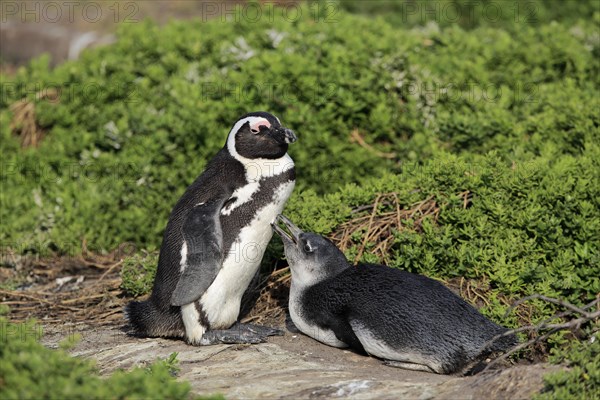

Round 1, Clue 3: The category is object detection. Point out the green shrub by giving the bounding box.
[339,0,600,30]
[0,2,598,396]
[535,337,600,400]
[118,149,600,319]
[1,2,598,253]
[120,251,159,297]
[0,319,220,400]
[291,151,599,312]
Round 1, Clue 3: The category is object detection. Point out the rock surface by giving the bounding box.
[42,325,561,399]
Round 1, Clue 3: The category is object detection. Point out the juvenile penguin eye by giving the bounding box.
[303,241,313,253]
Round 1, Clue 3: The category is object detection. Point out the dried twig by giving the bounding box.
[483,328,561,372]
[9,89,58,147]
[349,129,397,159]
[355,194,382,262]
[1,252,129,325]
[479,295,600,372]
[97,260,124,283]
[331,192,456,263]
[504,294,590,317]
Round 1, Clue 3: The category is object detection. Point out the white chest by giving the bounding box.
[200,180,295,328]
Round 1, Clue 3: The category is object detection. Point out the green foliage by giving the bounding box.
[339,0,600,30]
[535,338,600,400]
[120,251,159,297]
[0,2,598,396]
[286,152,600,317]
[1,2,598,253]
[157,352,183,377]
[58,332,82,351]
[0,319,221,400]
[0,304,10,315]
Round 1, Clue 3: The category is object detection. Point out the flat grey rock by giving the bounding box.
[42,325,561,399]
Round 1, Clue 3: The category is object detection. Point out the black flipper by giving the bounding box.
[171,199,224,306]
[327,316,366,353]
[301,283,366,352]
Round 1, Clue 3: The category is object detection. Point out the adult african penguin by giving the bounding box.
[272,215,518,374]
[127,112,296,345]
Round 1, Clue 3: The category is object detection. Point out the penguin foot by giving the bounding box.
[231,322,284,337]
[199,329,264,345]
[199,323,283,345]
[285,314,301,333]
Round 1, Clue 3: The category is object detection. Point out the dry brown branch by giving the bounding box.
[355,194,382,262]
[61,294,107,304]
[0,289,52,304]
[241,267,291,326]
[331,192,464,263]
[483,328,561,372]
[1,252,128,325]
[349,129,397,159]
[9,89,57,147]
[96,260,124,283]
[470,286,491,308]
[479,295,600,372]
[504,294,590,317]
[0,289,82,312]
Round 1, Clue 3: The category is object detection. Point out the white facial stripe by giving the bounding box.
[227,116,295,179]
[288,258,324,288]
[249,117,271,132]
[226,116,270,158]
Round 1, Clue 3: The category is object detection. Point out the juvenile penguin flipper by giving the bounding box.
[171,200,224,307]
[305,288,365,352]
[327,316,365,352]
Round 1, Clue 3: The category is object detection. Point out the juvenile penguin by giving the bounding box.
[127,112,296,345]
[272,215,517,374]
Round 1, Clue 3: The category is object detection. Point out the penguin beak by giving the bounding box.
[272,214,303,244]
[271,127,296,144]
[283,128,297,144]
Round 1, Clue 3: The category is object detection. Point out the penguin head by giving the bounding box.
[227,111,297,160]
[272,215,349,287]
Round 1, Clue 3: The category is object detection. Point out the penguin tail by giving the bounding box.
[125,299,184,338]
[462,330,520,375]
[489,330,519,353]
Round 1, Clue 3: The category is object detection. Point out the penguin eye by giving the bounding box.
[250,125,268,134]
[303,241,314,253]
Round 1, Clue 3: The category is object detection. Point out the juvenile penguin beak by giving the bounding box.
[272,214,303,243]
